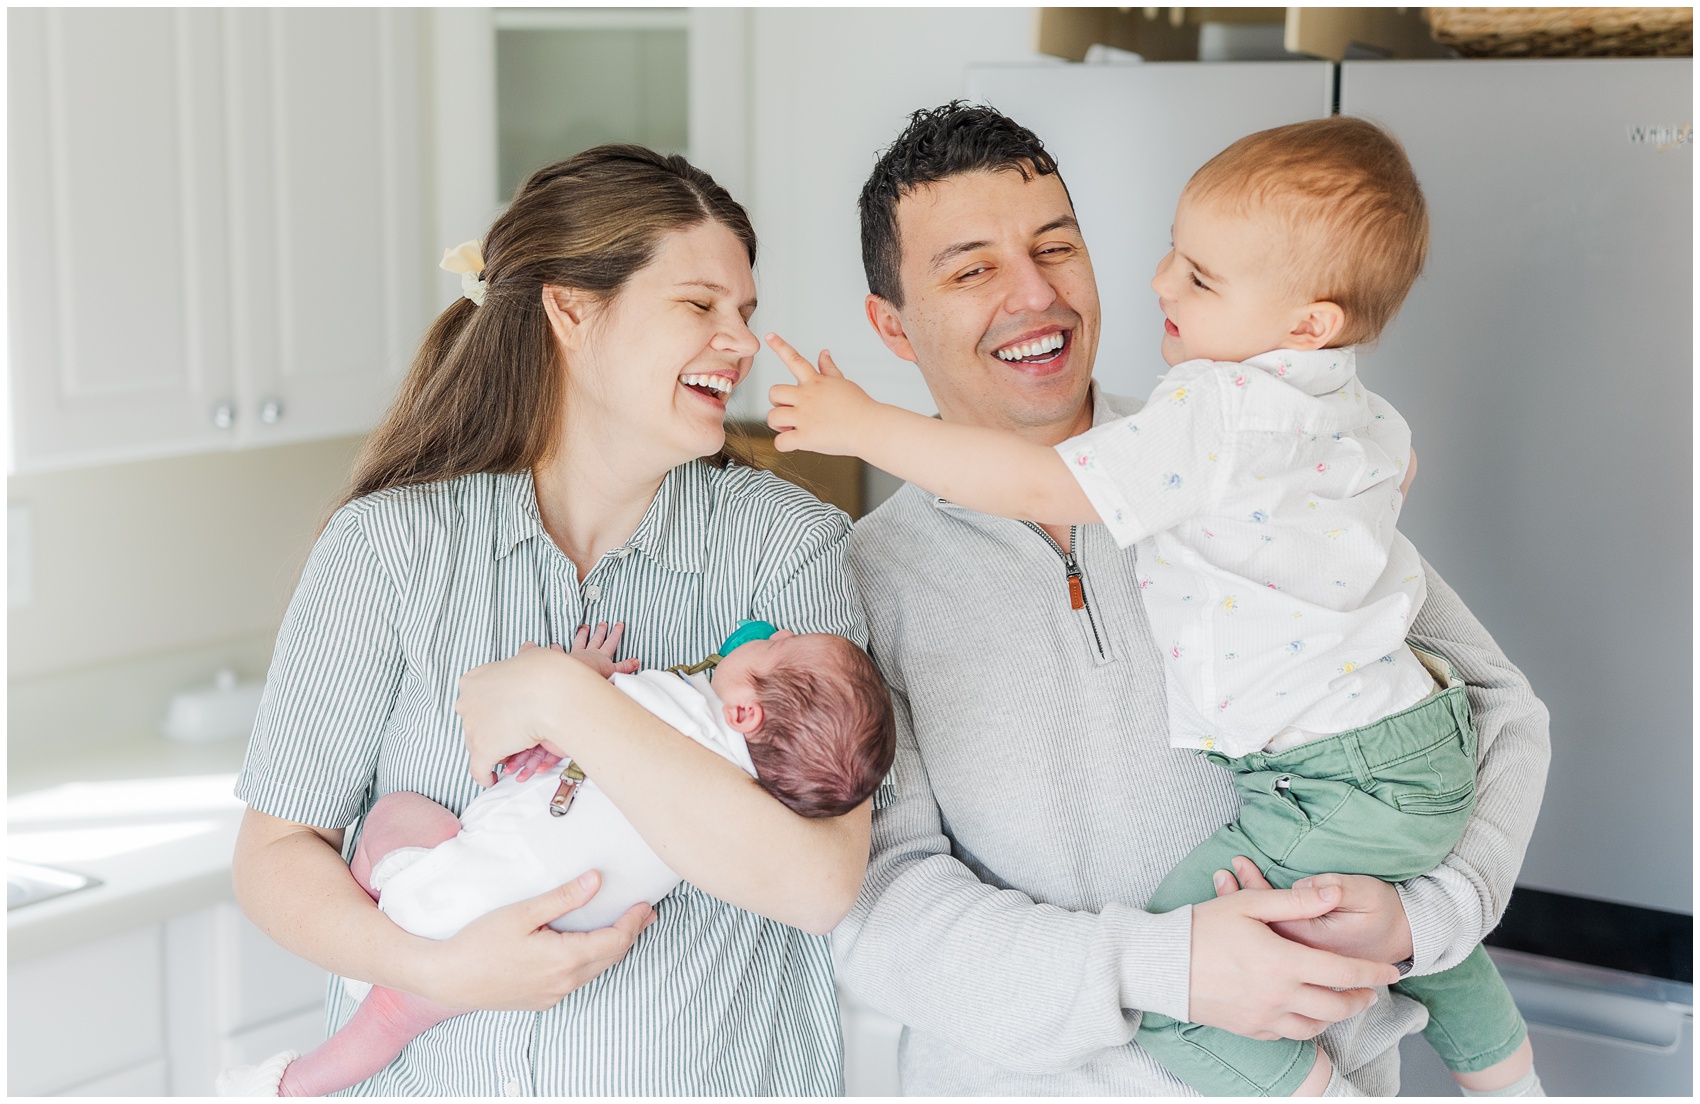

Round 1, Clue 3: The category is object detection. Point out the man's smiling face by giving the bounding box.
[869,168,1101,443]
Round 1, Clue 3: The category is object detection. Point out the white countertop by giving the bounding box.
[8,735,250,961]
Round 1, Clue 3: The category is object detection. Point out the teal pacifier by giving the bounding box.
[719,619,778,655]
[667,619,779,676]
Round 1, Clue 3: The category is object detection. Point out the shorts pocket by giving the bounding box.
[1394,780,1475,816]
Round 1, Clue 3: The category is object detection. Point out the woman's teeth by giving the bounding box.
[994,332,1066,362]
[681,373,733,398]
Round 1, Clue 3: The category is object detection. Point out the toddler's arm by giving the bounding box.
[764,333,1099,525]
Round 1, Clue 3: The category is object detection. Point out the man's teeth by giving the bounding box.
[994,333,1066,361]
[681,374,733,396]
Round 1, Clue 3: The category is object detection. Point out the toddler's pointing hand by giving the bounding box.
[764,333,878,458]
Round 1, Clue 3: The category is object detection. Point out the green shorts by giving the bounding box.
[1134,645,1528,1095]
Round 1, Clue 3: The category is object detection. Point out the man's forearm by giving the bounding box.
[835,831,1193,1073]
[831,700,1192,1073]
[1400,560,1552,972]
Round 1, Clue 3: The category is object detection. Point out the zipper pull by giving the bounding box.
[548,760,587,817]
[1064,556,1086,611]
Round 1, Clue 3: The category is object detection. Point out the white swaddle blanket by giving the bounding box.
[369,669,756,942]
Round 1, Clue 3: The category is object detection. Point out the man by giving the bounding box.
[831,102,1550,1094]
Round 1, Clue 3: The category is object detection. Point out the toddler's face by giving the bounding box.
[1150,194,1313,367]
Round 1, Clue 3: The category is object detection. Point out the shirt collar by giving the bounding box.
[494,470,546,560]
[1243,346,1358,396]
[495,463,710,574]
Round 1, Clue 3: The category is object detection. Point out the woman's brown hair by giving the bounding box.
[345,145,757,505]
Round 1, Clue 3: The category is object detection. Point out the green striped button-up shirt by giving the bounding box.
[236,460,864,1095]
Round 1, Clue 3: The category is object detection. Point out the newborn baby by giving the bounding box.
[219,622,895,1097]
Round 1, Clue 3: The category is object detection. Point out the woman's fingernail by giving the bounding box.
[1320,886,1341,903]
[1213,871,1230,890]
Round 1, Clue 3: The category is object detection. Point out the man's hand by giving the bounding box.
[1188,882,1401,1041]
[1213,856,1415,966]
[765,333,882,457]
[566,621,640,680]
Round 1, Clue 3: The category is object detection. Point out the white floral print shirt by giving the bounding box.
[1058,347,1436,756]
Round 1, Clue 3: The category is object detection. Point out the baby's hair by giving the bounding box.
[746,636,896,819]
[1184,116,1428,347]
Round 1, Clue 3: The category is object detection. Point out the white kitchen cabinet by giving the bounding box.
[54,1058,171,1098]
[221,8,428,450]
[7,8,429,473]
[164,902,328,1096]
[8,903,326,1097]
[7,925,167,1096]
[7,8,236,470]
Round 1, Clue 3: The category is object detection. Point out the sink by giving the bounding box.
[7,859,102,910]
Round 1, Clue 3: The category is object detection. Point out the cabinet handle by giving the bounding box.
[258,397,285,425]
[211,401,236,430]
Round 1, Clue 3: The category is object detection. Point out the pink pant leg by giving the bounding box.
[278,985,464,1097]
[278,792,467,1096]
[348,790,463,900]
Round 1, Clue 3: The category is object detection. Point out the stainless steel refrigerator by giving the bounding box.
[965,56,1693,1096]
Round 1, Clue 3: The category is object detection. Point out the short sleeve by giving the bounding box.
[234,508,405,828]
[1054,364,1230,548]
[750,508,867,649]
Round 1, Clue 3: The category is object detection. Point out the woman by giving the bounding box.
[232,146,870,1095]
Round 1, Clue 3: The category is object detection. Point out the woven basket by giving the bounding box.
[1425,7,1693,58]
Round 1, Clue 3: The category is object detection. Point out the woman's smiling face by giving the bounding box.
[562,220,760,470]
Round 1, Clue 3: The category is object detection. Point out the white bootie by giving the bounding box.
[215,1050,299,1096]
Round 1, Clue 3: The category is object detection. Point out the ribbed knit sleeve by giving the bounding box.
[833,679,1195,1074]
[1399,558,1552,974]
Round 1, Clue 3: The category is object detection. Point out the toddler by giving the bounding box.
[765,117,1538,1097]
[219,620,895,1097]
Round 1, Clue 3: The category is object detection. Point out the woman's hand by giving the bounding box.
[457,645,598,786]
[764,333,882,458]
[421,870,655,1010]
[1213,855,1415,965]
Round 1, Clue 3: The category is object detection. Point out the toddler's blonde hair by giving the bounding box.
[1184,116,1428,347]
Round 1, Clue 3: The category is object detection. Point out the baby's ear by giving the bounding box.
[1288,300,1347,350]
[724,701,766,735]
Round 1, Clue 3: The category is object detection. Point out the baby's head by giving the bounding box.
[1153,116,1428,366]
[711,631,896,819]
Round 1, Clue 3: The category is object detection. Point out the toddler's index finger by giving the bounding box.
[764,332,818,384]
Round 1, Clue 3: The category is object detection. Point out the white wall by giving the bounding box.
[7,436,363,758]
[725,8,1055,421]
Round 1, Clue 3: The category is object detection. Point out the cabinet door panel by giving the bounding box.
[226,9,426,447]
[222,902,332,1033]
[8,9,233,470]
[6,925,165,1096]
[54,1056,170,1097]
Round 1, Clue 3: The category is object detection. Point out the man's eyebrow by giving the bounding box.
[676,279,758,313]
[925,215,1082,274]
[927,239,992,274]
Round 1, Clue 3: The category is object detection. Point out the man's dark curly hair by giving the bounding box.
[859,101,1066,308]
